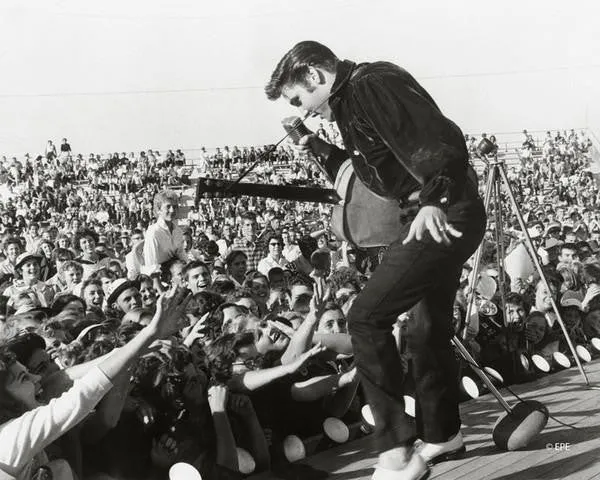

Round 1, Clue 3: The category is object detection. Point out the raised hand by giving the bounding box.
[208,384,229,414]
[403,206,462,246]
[306,277,331,324]
[286,342,326,374]
[147,286,193,339]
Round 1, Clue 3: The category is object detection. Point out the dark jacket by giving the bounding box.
[324,59,472,208]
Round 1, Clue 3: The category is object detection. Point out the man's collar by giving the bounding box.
[328,60,357,109]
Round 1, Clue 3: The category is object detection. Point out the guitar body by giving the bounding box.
[331,160,406,248]
[196,160,414,248]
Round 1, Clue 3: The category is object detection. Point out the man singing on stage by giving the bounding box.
[265,41,486,479]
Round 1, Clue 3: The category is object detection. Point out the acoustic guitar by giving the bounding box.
[195,159,414,248]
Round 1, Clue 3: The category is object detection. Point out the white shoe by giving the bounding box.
[415,431,466,465]
[372,452,430,480]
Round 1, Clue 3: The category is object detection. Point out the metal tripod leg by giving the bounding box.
[463,164,498,337]
[495,163,590,386]
[452,335,512,413]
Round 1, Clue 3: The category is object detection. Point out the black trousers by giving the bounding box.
[347,194,486,451]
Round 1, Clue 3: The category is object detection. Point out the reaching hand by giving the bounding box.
[147,286,193,339]
[403,206,462,246]
[287,343,327,374]
[208,384,229,413]
[306,277,331,324]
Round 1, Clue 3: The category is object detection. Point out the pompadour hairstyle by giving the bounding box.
[265,41,339,100]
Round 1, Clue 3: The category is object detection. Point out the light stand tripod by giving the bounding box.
[462,144,591,386]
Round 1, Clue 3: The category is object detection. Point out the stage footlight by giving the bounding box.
[283,435,306,463]
[531,354,551,373]
[323,417,350,443]
[236,447,256,475]
[576,345,592,363]
[169,463,202,480]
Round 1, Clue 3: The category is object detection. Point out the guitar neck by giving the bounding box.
[195,177,341,204]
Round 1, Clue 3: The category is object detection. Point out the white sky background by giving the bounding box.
[0,0,599,156]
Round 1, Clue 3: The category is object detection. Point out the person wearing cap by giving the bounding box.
[143,190,187,273]
[545,222,562,240]
[3,253,55,308]
[559,291,587,348]
[106,278,142,317]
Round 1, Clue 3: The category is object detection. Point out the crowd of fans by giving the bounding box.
[0,127,599,479]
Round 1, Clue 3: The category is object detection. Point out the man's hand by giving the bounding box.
[296,134,333,159]
[305,277,331,324]
[403,206,462,246]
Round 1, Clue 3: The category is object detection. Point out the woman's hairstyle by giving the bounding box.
[153,190,179,216]
[0,347,24,424]
[60,260,83,275]
[581,262,600,285]
[225,249,248,268]
[73,228,99,248]
[37,240,55,255]
[243,271,269,288]
[328,267,361,296]
[81,278,103,296]
[54,233,71,247]
[51,247,74,263]
[265,41,339,100]
[225,288,255,303]
[3,237,21,252]
[204,332,256,384]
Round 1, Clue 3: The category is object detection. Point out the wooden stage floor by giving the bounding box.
[251,359,600,480]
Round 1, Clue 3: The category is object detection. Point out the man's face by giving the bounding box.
[535,282,556,312]
[131,233,144,244]
[317,309,347,334]
[115,287,142,313]
[6,243,20,261]
[64,268,82,286]
[21,260,40,281]
[83,284,104,309]
[242,219,256,240]
[282,75,334,121]
[506,302,526,326]
[159,200,178,223]
[187,266,212,294]
[559,247,577,265]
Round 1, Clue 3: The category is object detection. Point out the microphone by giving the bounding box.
[282,116,313,144]
[281,116,332,184]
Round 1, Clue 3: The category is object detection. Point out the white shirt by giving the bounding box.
[143,218,187,268]
[257,255,289,277]
[0,367,113,480]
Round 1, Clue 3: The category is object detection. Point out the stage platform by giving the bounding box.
[251,359,600,480]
